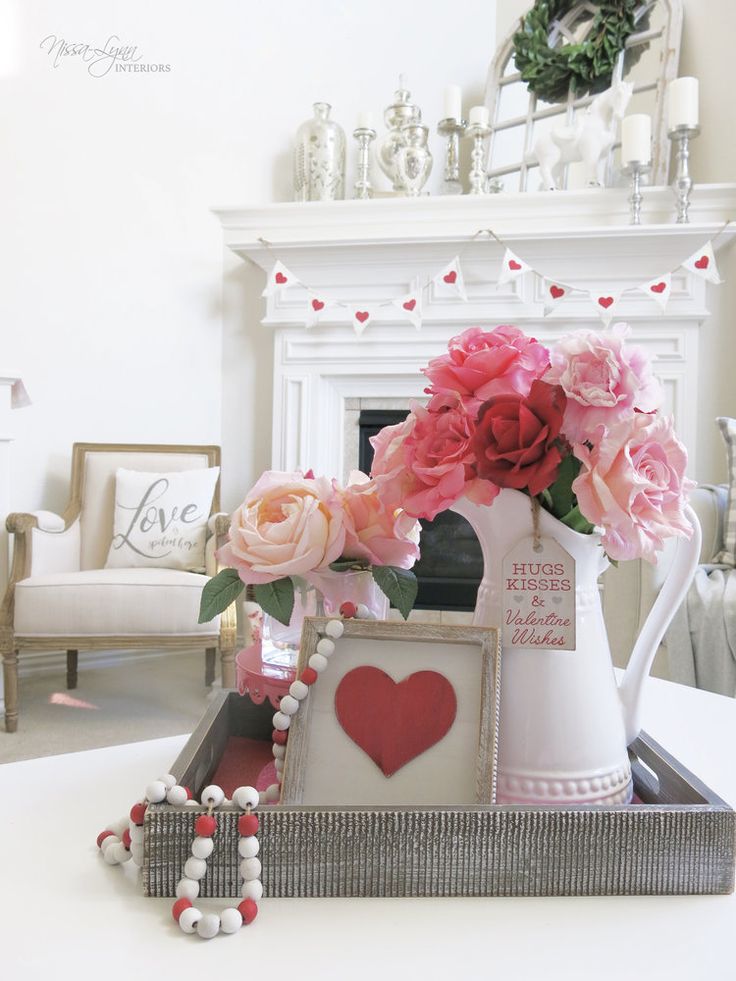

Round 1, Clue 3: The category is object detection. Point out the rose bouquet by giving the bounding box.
[370,324,694,563]
[199,469,421,625]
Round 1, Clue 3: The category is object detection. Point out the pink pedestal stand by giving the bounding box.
[235,643,296,710]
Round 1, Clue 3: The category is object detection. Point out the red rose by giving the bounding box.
[472,380,567,496]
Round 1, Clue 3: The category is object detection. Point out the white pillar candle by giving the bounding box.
[443,84,462,121]
[668,76,699,129]
[469,105,489,127]
[356,111,374,130]
[621,114,651,164]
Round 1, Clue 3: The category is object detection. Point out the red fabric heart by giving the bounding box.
[334,666,457,777]
[695,255,709,269]
[311,298,325,311]
[549,285,565,299]
[443,270,457,284]
[275,272,288,284]
[508,259,522,271]
[355,311,369,324]
[403,298,417,311]
[650,282,666,294]
[598,296,614,309]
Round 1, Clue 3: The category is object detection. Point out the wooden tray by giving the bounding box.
[143,690,736,898]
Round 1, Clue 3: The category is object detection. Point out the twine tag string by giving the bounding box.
[531,496,542,552]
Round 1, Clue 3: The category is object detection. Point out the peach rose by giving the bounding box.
[339,471,420,569]
[573,414,695,563]
[217,471,345,584]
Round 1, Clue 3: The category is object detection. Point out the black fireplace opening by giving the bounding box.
[358,409,482,612]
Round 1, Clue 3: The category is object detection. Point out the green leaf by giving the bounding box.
[253,577,295,626]
[372,565,418,621]
[558,505,596,536]
[329,558,370,572]
[546,453,581,519]
[198,568,244,623]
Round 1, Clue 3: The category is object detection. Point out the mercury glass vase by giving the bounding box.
[294,102,346,202]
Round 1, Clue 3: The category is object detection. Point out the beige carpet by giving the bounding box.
[0,649,219,764]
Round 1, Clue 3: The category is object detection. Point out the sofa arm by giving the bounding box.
[6,512,81,580]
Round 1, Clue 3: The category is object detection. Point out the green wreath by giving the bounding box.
[512,1,647,105]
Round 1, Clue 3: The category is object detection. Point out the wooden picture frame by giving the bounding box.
[280,618,501,807]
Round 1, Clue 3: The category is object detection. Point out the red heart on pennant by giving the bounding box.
[550,285,565,299]
[311,298,325,311]
[650,282,667,294]
[443,270,457,284]
[403,298,417,312]
[355,311,369,324]
[275,272,288,284]
[695,255,709,269]
[334,666,457,777]
[509,259,522,271]
[598,296,614,309]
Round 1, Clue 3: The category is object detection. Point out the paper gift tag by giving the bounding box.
[502,536,576,651]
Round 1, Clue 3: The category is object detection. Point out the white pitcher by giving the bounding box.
[452,488,701,805]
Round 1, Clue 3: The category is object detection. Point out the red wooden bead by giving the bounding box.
[272,729,288,746]
[301,667,318,686]
[184,787,193,799]
[122,829,132,849]
[237,898,258,925]
[195,814,217,837]
[172,897,192,922]
[130,802,147,825]
[238,813,259,837]
[96,830,115,849]
[339,601,357,618]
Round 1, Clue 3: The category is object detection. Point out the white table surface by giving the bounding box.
[1,675,734,981]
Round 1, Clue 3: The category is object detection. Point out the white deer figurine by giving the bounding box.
[532,80,633,190]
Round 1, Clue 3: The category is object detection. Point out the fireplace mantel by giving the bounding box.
[214,185,736,479]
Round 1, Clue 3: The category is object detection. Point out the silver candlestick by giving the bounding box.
[622,161,651,225]
[668,124,700,224]
[465,122,491,195]
[353,126,376,199]
[437,117,466,195]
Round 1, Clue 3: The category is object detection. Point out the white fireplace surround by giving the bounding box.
[215,185,736,480]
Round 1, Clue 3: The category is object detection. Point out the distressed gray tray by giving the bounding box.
[143,690,736,898]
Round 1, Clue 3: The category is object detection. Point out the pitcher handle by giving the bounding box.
[618,504,701,744]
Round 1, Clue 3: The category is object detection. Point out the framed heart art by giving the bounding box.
[280,619,501,806]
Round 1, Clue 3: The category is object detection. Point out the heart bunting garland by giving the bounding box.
[433,257,467,301]
[638,272,672,311]
[543,279,568,315]
[392,292,423,329]
[682,241,721,284]
[589,290,620,326]
[350,306,373,336]
[305,293,333,328]
[497,247,532,286]
[261,260,298,297]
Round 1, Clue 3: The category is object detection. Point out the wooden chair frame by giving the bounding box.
[0,442,237,733]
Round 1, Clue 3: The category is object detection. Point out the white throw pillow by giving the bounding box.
[105,466,220,572]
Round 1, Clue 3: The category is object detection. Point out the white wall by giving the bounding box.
[0,0,497,529]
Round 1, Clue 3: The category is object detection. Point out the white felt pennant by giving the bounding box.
[589,289,620,326]
[349,306,373,336]
[432,257,467,301]
[261,260,299,297]
[542,279,569,315]
[638,272,672,311]
[305,293,333,328]
[497,247,532,286]
[392,292,423,329]
[681,241,721,284]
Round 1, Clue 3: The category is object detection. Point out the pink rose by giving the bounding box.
[422,325,550,413]
[573,414,695,563]
[339,471,420,569]
[217,471,345,584]
[545,324,661,443]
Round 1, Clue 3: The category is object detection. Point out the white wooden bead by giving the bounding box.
[145,780,167,804]
[159,774,177,790]
[325,619,344,638]
[104,844,122,865]
[200,785,224,807]
[179,906,201,934]
[316,637,335,657]
[197,913,220,939]
[240,857,262,880]
[191,836,214,860]
[279,695,299,715]
[308,653,328,673]
[166,785,188,806]
[356,603,372,619]
[272,711,291,730]
[114,843,132,863]
[272,744,286,760]
[238,836,259,858]
[274,758,284,773]
[184,856,207,880]
[100,835,120,855]
[176,878,200,901]
[129,825,145,844]
[130,843,145,866]
[219,907,243,934]
[184,799,200,807]
[265,783,280,803]
[108,818,129,838]
[241,879,263,900]
[232,786,259,810]
[289,680,308,700]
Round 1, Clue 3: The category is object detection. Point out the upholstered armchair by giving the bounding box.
[0,443,237,733]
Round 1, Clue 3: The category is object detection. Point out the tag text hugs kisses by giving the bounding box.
[505,561,573,648]
[112,478,201,558]
[505,561,572,593]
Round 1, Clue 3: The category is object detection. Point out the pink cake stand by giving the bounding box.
[235,643,296,710]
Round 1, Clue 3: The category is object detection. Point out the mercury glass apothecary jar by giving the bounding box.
[294,102,346,202]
